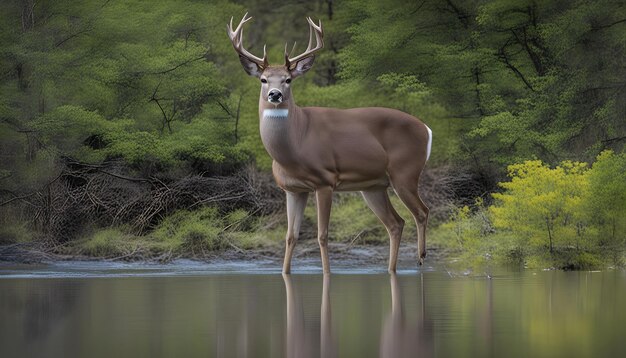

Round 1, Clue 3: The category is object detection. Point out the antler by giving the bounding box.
[227,13,268,70]
[285,17,324,69]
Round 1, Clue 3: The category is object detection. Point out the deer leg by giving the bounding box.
[282,273,304,358]
[316,187,333,274]
[393,185,429,266]
[283,191,309,274]
[361,190,405,273]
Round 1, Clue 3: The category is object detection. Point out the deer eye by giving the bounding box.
[261,78,267,83]
[285,78,291,84]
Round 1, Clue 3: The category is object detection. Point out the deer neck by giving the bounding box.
[259,95,305,165]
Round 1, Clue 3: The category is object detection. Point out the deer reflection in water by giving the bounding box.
[282,274,336,358]
[380,274,434,358]
[282,274,435,358]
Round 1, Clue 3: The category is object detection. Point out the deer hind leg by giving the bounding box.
[361,190,405,273]
[283,191,309,274]
[391,176,429,266]
[316,187,333,274]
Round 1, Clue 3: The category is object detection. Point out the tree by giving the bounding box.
[337,0,626,167]
[0,0,249,180]
[585,151,626,247]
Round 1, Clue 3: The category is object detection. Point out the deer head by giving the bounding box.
[227,13,324,105]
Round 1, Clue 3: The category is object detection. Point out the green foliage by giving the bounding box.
[306,193,386,244]
[152,207,226,252]
[0,121,58,192]
[33,105,129,162]
[435,199,495,264]
[0,0,249,184]
[0,222,33,245]
[71,206,283,258]
[151,206,280,253]
[586,151,626,249]
[303,192,419,245]
[2,0,625,172]
[491,160,589,252]
[78,228,136,257]
[438,152,626,269]
[377,73,430,101]
[338,0,626,165]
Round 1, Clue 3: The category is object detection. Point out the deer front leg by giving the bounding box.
[316,187,333,274]
[283,191,309,274]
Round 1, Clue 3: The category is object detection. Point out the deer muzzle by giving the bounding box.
[268,89,283,104]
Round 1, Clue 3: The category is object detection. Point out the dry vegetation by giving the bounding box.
[1,160,483,262]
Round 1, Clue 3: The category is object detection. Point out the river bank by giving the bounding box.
[0,240,450,269]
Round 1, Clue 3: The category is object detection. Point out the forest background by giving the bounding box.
[1,0,625,269]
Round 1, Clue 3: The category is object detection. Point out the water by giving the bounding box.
[1,260,625,358]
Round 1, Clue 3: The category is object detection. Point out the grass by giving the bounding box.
[0,221,34,245]
[303,191,427,247]
[67,192,425,260]
[70,206,285,259]
[77,228,137,257]
[8,196,620,270]
[151,207,225,253]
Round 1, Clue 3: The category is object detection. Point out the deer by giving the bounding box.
[227,13,432,274]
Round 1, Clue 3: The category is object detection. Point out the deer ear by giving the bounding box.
[239,55,263,77]
[289,56,315,78]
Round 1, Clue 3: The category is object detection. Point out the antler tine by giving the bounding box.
[305,17,322,51]
[284,41,297,63]
[262,44,267,63]
[227,13,250,40]
[227,13,268,69]
[290,41,297,57]
[287,17,324,66]
[306,19,314,52]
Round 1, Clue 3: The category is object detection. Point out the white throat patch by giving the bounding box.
[263,109,289,119]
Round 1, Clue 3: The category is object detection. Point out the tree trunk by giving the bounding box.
[234,93,243,143]
[326,0,333,20]
[21,0,35,32]
[546,217,553,254]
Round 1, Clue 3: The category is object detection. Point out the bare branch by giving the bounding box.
[497,43,536,91]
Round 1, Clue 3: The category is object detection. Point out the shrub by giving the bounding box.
[152,207,224,253]
[491,160,588,254]
[436,152,626,269]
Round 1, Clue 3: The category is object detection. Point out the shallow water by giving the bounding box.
[1,260,625,358]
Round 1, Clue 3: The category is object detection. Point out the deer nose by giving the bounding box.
[268,89,283,103]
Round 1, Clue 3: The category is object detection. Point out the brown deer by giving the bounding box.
[227,14,432,274]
